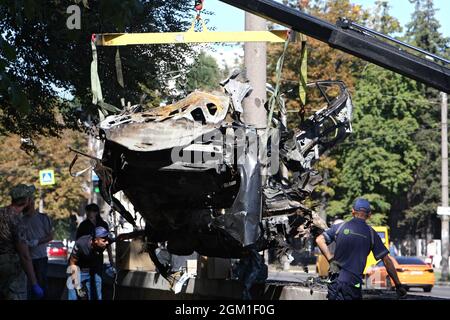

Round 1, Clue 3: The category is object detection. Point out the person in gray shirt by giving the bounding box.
[21,186,53,299]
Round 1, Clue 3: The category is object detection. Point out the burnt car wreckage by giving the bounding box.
[61,0,449,299]
[70,71,353,295]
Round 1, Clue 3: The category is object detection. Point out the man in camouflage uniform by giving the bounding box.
[0,184,44,300]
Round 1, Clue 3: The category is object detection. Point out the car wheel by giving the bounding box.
[423,286,432,293]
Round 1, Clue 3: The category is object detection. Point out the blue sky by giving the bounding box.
[205,0,449,37]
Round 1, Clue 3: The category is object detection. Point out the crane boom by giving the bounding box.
[219,0,450,93]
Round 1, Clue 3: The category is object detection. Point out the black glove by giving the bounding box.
[395,284,408,298]
[328,258,341,275]
[76,281,89,300]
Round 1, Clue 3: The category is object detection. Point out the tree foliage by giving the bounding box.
[328,64,427,227]
[0,0,196,138]
[401,0,449,238]
[269,0,370,221]
[270,0,370,113]
[0,0,200,237]
[267,0,448,236]
[185,51,222,93]
[0,130,90,238]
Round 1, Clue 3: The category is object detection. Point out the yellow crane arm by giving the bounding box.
[94,30,293,46]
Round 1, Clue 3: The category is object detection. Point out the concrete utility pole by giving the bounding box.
[88,133,97,204]
[39,188,44,213]
[441,92,449,281]
[244,12,271,266]
[243,12,268,128]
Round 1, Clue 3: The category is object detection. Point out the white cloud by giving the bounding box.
[195,44,244,70]
[211,46,244,69]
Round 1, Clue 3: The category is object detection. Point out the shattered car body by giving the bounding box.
[83,73,353,281]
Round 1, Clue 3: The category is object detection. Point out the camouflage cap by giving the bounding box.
[9,184,36,200]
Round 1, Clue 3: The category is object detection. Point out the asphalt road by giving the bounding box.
[50,260,450,299]
[407,286,450,299]
[268,270,311,283]
[268,270,450,299]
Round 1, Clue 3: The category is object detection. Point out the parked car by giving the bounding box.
[47,240,68,261]
[366,256,435,292]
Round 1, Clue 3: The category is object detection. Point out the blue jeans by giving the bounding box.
[68,272,102,300]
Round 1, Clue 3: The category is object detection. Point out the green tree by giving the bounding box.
[325,1,436,230]
[369,1,402,34]
[328,64,427,227]
[0,130,90,239]
[184,51,221,93]
[406,0,449,60]
[401,0,450,239]
[268,0,370,222]
[269,0,370,114]
[0,0,195,139]
[269,1,435,232]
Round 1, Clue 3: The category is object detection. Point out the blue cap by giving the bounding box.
[353,198,371,214]
[95,226,109,238]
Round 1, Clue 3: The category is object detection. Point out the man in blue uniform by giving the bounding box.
[315,198,407,300]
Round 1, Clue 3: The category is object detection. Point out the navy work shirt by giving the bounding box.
[323,217,389,285]
[70,235,104,275]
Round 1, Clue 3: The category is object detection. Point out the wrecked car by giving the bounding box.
[71,72,353,294]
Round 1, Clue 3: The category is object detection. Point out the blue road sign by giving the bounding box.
[39,169,55,186]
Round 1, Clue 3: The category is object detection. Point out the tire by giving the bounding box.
[423,286,432,293]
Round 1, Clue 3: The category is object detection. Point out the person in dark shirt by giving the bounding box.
[76,203,114,268]
[76,203,109,239]
[67,226,111,300]
[315,198,407,300]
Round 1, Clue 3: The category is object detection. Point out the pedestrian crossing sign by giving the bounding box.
[39,169,55,186]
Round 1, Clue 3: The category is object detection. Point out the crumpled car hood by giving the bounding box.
[100,91,229,152]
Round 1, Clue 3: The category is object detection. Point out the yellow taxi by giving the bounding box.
[364,226,389,274]
[366,256,435,292]
[316,253,329,278]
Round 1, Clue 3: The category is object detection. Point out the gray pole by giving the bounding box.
[39,188,44,213]
[441,92,449,281]
[243,12,267,128]
[88,133,95,204]
[244,12,270,265]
